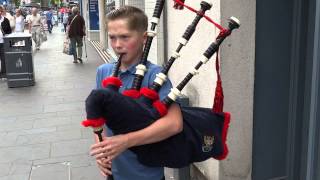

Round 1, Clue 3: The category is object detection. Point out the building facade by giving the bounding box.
[80,0,320,179]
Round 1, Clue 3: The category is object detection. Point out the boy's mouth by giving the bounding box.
[117,52,127,56]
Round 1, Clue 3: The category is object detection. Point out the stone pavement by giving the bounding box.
[0,24,105,180]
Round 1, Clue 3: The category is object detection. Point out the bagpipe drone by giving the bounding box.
[82,0,240,168]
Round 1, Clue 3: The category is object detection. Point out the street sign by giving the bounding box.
[88,0,99,30]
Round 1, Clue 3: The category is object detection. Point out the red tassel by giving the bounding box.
[212,49,224,113]
[212,80,224,113]
[173,0,185,10]
[122,89,141,99]
[140,87,159,101]
[213,112,231,160]
[152,100,168,117]
[102,77,122,88]
[211,49,230,160]
[81,118,106,128]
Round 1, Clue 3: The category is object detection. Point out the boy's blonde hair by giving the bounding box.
[106,6,148,32]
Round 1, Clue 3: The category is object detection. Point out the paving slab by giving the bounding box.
[16,129,81,145]
[0,143,51,163]
[33,154,96,168]
[51,139,94,158]
[0,163,11,177]
[8,159,33,176]
[0,173,30,180]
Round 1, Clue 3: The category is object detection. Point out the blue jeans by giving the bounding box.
[47,20,52,32]
[70,36,83,60]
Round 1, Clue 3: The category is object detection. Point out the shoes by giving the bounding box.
[77,58,83,63]
[36,47,40,50]
[73,60,78,63]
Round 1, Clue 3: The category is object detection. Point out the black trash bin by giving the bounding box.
[4,32,35,88]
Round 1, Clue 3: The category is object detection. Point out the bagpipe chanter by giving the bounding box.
[82,0,240,168]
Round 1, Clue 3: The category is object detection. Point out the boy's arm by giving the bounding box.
[127,103,182,146]
[90,103,183,161]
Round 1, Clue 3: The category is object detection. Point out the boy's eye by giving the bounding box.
[120,35,129,39]
[109,36,115,40]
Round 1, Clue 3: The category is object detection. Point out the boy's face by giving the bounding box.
[108,19,146,65]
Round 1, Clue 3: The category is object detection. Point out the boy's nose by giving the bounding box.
[114,40,123,49]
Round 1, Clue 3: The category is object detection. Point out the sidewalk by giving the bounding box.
[0,24,105,180]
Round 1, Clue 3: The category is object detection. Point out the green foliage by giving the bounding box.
[14,0,20,6]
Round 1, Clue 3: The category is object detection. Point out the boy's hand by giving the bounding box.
[96,158,112,177]
[90,134,129,161]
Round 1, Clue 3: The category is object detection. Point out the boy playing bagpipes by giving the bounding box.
[89,6,183,180]
[85,1,240,179]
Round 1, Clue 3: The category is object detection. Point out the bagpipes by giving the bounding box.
[82,0,240,168]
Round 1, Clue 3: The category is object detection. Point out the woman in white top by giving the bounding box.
[14,9,24,32]
[2,8,15,30]
[62,12,68,32]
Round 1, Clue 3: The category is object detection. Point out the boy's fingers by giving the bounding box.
[99,170,107,177]
[96,160,112,176]
[90,137,109,150]
[90,142,103,149]
[90,145,108,156]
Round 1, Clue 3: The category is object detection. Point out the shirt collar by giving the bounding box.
[127,62,139,74]
[120,60,149,75]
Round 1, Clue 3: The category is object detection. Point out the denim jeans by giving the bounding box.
[69,36,83,60]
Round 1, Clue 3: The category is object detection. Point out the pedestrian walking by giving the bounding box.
[14,9,25,32]
[45,9,53,33]
[62,12,68,33]
[2,7,15,31]
[0,5,12,79]
[28,7,42,50]
[68,7,85,63]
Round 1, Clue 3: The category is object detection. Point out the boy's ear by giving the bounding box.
[143,31,148,44]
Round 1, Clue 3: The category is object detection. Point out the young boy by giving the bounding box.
[90,6,183,180]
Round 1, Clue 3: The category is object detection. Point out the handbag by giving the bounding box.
[62,36,72,55]
[40,30,47,42]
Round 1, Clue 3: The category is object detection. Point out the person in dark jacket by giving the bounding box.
[0,5,12,79]
[68,7,85,63]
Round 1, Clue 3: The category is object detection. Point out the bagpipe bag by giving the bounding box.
[86,87,229,168]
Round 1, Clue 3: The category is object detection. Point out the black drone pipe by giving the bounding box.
[131,0,166,90]
[161,17,240,107]
[150,0,213,92]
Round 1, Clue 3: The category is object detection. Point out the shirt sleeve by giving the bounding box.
[96,64,114,89]
[96,67,103,89]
